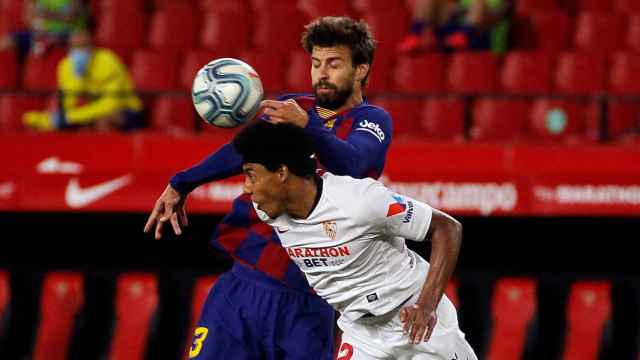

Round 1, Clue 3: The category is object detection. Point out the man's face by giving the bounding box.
[242,163,287,218]
[69,31,92,51]
[311,46,356,110]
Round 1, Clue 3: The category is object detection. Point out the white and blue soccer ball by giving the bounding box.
[192,58,264,128]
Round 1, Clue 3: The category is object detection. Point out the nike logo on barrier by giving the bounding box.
[65,174,134,208]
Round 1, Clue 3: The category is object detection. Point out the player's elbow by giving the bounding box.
[429,209,463,248]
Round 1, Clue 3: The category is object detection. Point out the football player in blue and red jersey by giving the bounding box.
[145,16,393,360]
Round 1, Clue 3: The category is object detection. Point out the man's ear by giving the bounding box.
[355,63,370,83]
[277,165,289,182]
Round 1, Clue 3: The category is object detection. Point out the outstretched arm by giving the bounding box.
[143,143,243,239]
[400,209,462,344]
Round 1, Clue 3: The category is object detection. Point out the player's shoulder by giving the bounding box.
[322,172,386,204]
[276,93,316,111]
[322,172,393,222]
[350,102,391,122]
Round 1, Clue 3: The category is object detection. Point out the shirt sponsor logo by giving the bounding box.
[287,246,350,268]
[403,201,414,223]
[287,246,350,258]
[386,194,406,217]
[356,119,385,142]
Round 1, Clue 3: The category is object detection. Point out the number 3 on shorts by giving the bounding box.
[189,327,209,358]
[337,342,354,360]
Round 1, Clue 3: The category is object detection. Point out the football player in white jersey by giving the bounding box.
[232,121,477,360]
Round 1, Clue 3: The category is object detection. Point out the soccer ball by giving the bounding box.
[192,58,264,128]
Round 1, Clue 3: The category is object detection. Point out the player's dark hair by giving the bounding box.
[232,121,316,178]
[301,16,377,86]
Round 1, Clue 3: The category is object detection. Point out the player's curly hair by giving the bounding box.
[301,16,377,86]
[232,121,316,178]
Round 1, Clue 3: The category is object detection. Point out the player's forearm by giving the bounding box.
[416,213,462,312]
[170,143,243,195]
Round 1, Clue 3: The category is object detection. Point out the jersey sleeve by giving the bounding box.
[304,106,392,178]
[355,179,433,242]
[169,143,243,195]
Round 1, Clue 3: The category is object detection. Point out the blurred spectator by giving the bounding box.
[23,30,143,132]
[0,0,87,60]
[398,0,510,54]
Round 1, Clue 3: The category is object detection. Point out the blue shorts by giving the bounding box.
[188,264,335,360]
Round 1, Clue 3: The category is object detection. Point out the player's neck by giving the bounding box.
[286,177,320,219]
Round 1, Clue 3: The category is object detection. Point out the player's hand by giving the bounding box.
[399,303,438,344]
[260,99,309,128]
[144,184,188,240]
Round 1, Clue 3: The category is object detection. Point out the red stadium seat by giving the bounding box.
[471,99,529,142]
[0,94,47,132]
[366,52,393,95]
[486,278,537,360]
[150,95,197,134]
[131,49,179,91]
[604,101,640,140]
[501,51,553,94]
[183,275,220,359]
[148,6,200,53]
[94,12,146,51]
[0,0,26,30]
[108,273,159,360]
[447,52,498,93]
[252,1,305,53]
[529,99,596,143]
[372,98,422,137]
[239,49,287,94]
[574,13,626,53]
[570,0,613,12]
[285,50,311,93]
[22,48,67,91]
[609,52,640,95]
[628,14,640,52]
[392,54,446,93]
[200,9,251,54]
[96,0,145,14]
[515,0,559,15]
[360,8,410,53]
[298,0,355,20]
[420,98,465,141]
[199,0,248,10]
[562,281,611,360]
[180,50,227,90]
[615,0,640,12]
[513,11,574,52]
[554,52,605,95]
[33,272,84,360]
[0,270,8,335]
[0,50,17,89]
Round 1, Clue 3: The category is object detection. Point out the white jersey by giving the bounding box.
[255,172,434,321]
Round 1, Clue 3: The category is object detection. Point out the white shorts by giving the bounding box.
[336,294,477,360]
